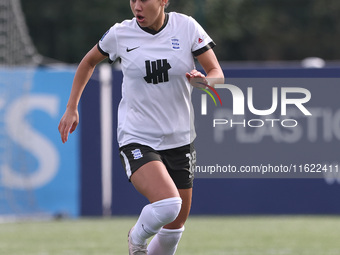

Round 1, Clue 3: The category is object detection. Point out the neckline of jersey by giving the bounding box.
[137,13,169,35]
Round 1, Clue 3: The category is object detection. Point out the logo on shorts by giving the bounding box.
[186,150,197,179]
[131,149,143,160]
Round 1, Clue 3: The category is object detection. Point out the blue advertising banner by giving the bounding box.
[190,69,340,215]
[193,78,340,180]
[0,67,79,218]
[80,67,340,216]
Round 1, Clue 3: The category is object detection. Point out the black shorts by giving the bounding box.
[119,143,196,189]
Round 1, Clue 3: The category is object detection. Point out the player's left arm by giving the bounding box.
[186,49,224,88]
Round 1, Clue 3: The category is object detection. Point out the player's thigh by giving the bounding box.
[163,188,192,229]
[131,160,180,203]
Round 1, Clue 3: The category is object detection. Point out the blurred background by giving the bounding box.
[20,0,340,64]
[1,0,340,220]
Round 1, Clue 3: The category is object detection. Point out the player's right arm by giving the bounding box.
[58,44,107,143]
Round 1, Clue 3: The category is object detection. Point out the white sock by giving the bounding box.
[130,197,182,246]
[148,227,185,255]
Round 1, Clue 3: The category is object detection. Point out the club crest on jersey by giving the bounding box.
[131,149,143,160]
[171,38,180,50]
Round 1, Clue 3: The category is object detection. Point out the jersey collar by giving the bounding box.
[137,13,169,35]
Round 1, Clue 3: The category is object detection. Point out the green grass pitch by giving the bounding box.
[0,216,339,255]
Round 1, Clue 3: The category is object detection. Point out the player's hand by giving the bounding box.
[186,69,208,89]
[58,107,79,143]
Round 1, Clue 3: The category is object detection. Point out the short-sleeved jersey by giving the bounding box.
[98,12,215,150]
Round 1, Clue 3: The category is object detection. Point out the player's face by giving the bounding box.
[130,0,167,31]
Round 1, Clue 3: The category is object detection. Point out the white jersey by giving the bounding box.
[98,12,215,150]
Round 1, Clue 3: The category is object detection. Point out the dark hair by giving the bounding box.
[165,0,170,8]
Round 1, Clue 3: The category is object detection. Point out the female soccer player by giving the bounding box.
[58,0,224,254]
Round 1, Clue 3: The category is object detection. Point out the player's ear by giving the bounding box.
[162,0,169,8]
